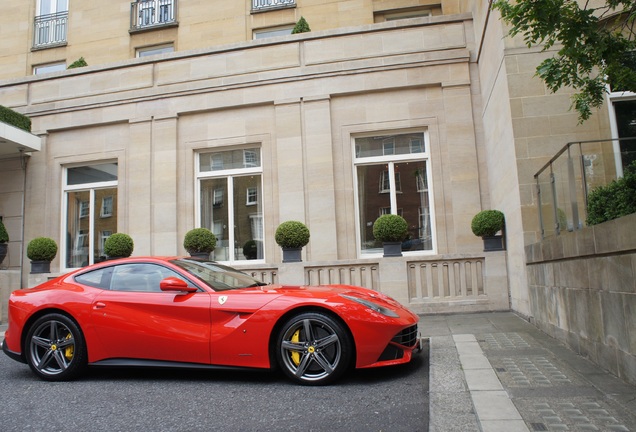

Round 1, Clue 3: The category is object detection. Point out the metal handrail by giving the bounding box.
[534,137,636,238]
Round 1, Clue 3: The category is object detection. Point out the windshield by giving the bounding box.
[171,259,267,291]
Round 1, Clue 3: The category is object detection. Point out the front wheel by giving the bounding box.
[275,312,353,385]
[25,313,87,381]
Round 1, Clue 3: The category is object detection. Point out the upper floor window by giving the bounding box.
[354,132,434,255]
[374,7,435,23]
[136,44,174,58]
[130,0,178,32]
[253,26,294,39]
[33,62,66,75]
[252,0,295,13]
[34,0,69,48]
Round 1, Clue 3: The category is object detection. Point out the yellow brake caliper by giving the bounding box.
[64,333,74,360]
[290,329,301,366]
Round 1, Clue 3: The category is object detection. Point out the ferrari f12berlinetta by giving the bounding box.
[3,257,421,385]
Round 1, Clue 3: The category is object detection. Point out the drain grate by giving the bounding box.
[530,423,548,431]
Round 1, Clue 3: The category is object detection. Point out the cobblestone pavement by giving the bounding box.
[424,312,636,432]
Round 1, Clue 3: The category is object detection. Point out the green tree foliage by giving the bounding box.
[292,16,311,34]
[492,0,636,122]
[586,162,636,224]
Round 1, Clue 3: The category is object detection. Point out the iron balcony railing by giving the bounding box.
[130,0,177,31]
[33,12,68,48]
[252,0,295,12]
[534,137,636,239]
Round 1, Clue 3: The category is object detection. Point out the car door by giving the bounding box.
[90,263,211,364]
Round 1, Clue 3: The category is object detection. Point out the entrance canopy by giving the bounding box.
[0,122,41,158]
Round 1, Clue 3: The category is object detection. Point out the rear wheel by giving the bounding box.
[275,312,352,385]
[25,313,87,381]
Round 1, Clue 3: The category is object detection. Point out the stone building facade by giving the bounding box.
[0,2,633,381]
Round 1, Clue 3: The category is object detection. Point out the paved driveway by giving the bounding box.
[0,348,428,432]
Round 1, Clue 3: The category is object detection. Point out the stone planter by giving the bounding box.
[30,260,51,274]
[382,241,403,257]
[482,235,505,252]
[282,247,302,263]
[189,252,211,260]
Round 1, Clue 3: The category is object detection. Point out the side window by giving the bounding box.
[109,263,189,292]
[74,266,113,289]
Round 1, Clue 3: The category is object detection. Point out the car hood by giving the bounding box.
[258,283,407,309]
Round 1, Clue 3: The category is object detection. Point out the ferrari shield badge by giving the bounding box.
[218,296,228,305]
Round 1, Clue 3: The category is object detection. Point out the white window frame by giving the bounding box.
[61,162,118,270]
[101,196,113,217]
[353,130,436,257]
[33,62,66,75]
[37,0,68,16]
[136,44,174,58]
[607,89,636,178]
[253,26,294,40]
[246,187,258,205]
[196,148,264,264]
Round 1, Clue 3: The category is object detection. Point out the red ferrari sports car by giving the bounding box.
[3,257,421,385]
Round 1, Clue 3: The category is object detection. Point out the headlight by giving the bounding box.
[340,294,399,318]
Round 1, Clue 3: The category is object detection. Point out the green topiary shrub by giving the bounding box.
[0,105,31,132]
[243,239,259,260]
[372,214,408,242]
[67,57,88,69]
[183,228,217,254]
[292,16,311,34]
[586,162,636,225]
[275,221,310,248]
[471,210,505,237]
[0,219,8,243]
[104,233,134,258]
[26,237,58,261]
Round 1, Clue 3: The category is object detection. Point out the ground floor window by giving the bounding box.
[611,98,636,170]
[197,147,263,262]
[354,131,433,255]
[63,162,118,268]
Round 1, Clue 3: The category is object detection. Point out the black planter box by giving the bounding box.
[482,235,505,252]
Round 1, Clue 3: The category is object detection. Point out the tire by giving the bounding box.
[275,312,353,385]
[25,313,87,381]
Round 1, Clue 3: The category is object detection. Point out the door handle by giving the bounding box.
[93,302,106,309]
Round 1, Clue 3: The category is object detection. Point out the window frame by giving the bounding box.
[352,130,436,257]
[195,147,264,264]
[33,62,66,75]
[61,161,118,270]
[136,44,174,58]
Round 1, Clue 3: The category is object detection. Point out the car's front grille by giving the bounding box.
[391,324,418,347]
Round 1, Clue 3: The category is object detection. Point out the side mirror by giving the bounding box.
[160,277,197,293]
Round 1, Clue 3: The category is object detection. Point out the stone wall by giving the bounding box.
[525,213,636,385]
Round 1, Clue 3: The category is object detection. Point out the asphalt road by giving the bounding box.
[0,348,429,432]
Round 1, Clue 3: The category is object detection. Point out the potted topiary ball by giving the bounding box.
[242,239,260,260]
[27,237,58,273]
[183,228,217,259]
[275,221,310,263]
[471,210,505,251]
[0,219,9,267]
[104,233,134,259]
[372,214,408,257]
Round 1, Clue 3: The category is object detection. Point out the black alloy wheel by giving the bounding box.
[276,312,352,385]
[25,313,87,381]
